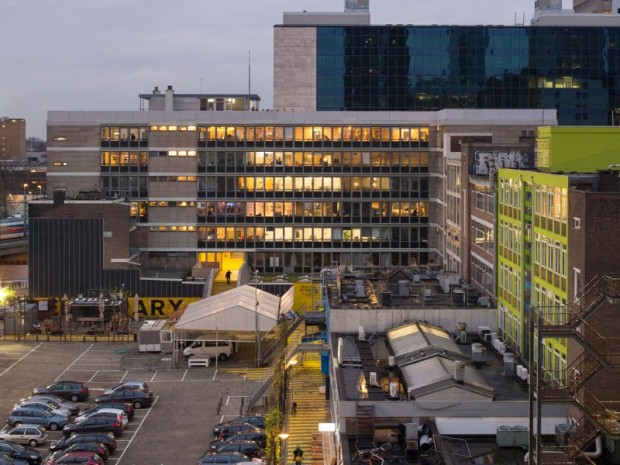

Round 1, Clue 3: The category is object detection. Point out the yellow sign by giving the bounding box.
[131,297,200,318]
[293,282,321,313]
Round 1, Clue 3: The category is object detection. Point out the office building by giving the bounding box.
[497,126,620,367]
[43,87,553,307]
[0,117,26,160]
[274,8,620,126]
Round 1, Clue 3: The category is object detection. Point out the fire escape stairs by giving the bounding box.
[534,277,620,464]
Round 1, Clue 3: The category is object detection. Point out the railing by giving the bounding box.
[244,321,305,415]
[566,275,620,326]
[261,317,304,365]
[540,351,601,399]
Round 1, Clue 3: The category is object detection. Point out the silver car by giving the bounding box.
[0,424,47,447]
[15,399,72,418]
[24,394,80,415]
[102,381,151,395]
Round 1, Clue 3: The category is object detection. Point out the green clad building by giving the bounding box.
[497,126,620,374]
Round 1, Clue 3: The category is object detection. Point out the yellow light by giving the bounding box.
[278,433,290,440]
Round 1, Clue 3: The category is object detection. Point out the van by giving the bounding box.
[182,337,232,361]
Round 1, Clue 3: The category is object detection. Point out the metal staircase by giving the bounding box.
[355,403,375,446]
[529,276,620,464]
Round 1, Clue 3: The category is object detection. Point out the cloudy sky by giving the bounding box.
[1,0,550,139]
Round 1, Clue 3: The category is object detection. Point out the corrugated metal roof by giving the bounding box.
[386,321,464,363]
[401,356,494,399]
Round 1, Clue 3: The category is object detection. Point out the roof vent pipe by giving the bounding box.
[165,86,174,111]
[454,360,466,384]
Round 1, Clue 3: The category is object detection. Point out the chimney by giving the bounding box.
[454,360,466,384]
[165,85,174,111]
[153,86,160,95]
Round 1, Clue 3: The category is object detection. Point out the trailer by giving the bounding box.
[137,320,174,353]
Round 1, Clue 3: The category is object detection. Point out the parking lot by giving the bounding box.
[0,341,266,465]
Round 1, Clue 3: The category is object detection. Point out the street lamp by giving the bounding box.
[278,432,289,465]
[288,358,298,413]
[22,183,28,220]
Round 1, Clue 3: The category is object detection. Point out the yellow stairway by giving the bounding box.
[285,353,328,465]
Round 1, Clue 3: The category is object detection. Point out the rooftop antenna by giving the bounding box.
[248,50,251,111]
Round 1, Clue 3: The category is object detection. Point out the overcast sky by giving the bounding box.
[1,0,550,139]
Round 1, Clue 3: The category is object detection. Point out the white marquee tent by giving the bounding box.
[174,284,292,335]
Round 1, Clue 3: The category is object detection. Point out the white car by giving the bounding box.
[15,399,72,418]
[75,408,129,427]
[0,424,47,447]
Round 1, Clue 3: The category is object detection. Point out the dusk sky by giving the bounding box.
[1,0,547,139]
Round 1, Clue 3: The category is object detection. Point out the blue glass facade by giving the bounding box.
[316,26,620,125]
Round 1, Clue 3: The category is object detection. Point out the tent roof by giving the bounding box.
[175,285,281,332]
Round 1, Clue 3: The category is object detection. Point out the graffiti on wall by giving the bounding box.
[472,150,532,176]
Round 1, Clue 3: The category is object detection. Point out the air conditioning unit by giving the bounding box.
[516,365,529,381]
[197,202,206,209]
[478,326,490,338]
[471,343,486,363]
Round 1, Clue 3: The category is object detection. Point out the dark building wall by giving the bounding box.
[28,202,205,300]
[29,217,105,298]
[568,190,620,291]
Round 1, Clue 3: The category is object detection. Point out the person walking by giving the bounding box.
[291,401,298,415]
[225,270,231,285]
[293,445,304,465]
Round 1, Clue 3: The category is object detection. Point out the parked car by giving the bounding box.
[0,451,24,465]
[62,417,123,438]
[49,434,116,454]
[24,397,78,416]
[43,443,108,465]
[102,381,150,396]
[44,451,103,465]
[197,451,250,464]
[208,431,267,451]
[7,409,67,432]
[212,416,265,436]
[13,401,71,419]
[32,382,89,403]
[216,424,261,441]
[0,441,41,465]
[75,403,133,421]
[75,409,128,428]
[0,426,47,448]
[215,441,263,459]
[94,389,153,409]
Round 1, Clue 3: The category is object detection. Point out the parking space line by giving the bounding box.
[115,396,159,465]
[0,343,43,378]
[212,368,218,381]
[120,370,129,381]
[55,344,94,381]
[149,370,158,382]
[181,369,188,381]
[88,370,99,382]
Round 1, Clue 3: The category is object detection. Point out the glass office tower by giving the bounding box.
[301,26,620,125]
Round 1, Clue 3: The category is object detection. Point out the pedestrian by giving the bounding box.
[293,445,303,465]
[225,270,231,285]
[291,401,297,415]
